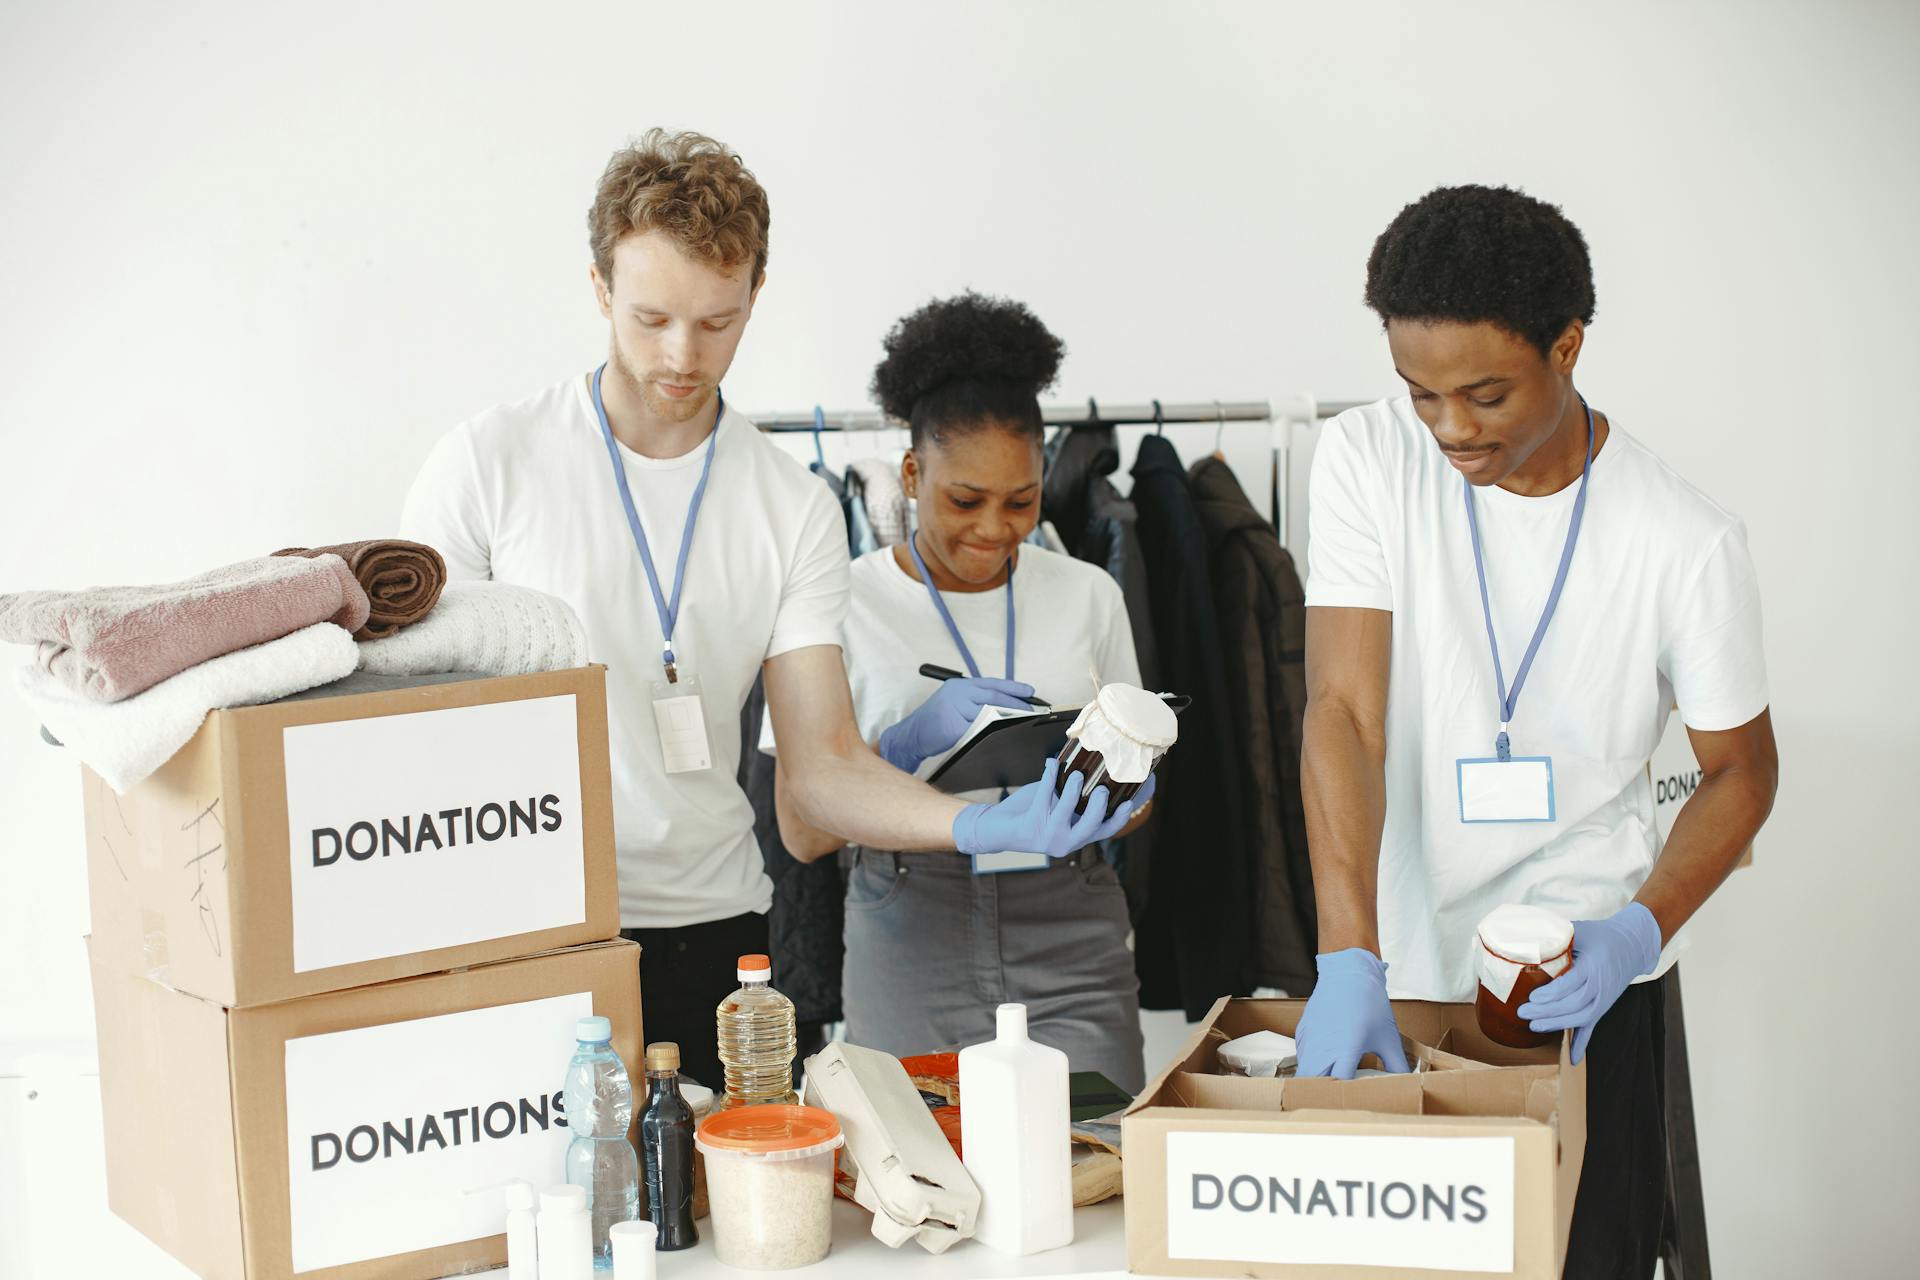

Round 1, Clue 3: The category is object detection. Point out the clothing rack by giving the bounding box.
[752,398,1364,433]
[753,397,1369,548]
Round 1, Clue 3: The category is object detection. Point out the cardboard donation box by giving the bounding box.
[90,937,641,1280]
[84,666,618,1006]
[1123,998,1585,1280]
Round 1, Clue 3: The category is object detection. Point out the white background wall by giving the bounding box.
[3,2,1916,1274]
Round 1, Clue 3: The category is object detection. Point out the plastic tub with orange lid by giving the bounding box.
[694,1104,844,1269]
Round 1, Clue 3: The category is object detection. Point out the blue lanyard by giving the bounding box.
[1464,397,1595,760]
[905,531,1015,681]
[592,364,721,681]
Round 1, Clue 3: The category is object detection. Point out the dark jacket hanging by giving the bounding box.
[1128,433,1252,1017]
[1043,426,1160,689]
[1187,455,1318,994]
[1042,425,1161,921]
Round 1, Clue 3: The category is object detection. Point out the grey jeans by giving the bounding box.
[841,845,1147,1096]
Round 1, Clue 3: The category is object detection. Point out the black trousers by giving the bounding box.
[620,911,770,1094]
[1564,974,1668,1279]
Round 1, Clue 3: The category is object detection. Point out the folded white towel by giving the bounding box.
[16,622,359,793]
[354,580,588,678]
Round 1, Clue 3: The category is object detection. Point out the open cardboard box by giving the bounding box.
[84,666,619,1007]
[90,936,642,1280]
[1123,997,1585,1279]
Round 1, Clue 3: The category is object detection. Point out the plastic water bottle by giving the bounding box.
[563,1016,641,1270]
[715,954,797,1107]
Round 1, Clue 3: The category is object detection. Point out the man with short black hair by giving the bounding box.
[1297,184,1778,1275]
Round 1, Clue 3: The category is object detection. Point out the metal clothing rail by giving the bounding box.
[750,396,1372,548]
[752,398,1364,433]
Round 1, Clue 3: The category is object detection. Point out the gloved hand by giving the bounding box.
[878,676,1037,773]
[1518,901,1663,1065]
[1295,948,1412,1078]
[951,758,1152,858]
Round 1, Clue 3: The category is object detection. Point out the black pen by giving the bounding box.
[917,663,1053,709]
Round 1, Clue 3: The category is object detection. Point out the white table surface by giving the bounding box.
[3,1065,1170,1280]
[472,1199,1141,1280]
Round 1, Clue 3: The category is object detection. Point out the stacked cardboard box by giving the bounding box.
[82,666,638,1279]
[1124,997,1585,1280]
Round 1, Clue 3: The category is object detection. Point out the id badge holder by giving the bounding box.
[969,786,1052,875]
[1457,755,1557,823]
[651,670,713,774]
[971,850,1051,875]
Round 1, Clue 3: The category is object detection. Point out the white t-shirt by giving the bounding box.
[763,544,1142,806]
[400,373,850,929]
[1306,396,1769,1001]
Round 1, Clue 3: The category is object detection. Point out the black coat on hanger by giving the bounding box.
[1128,434,1253,1017]
[1188,454,1316,994]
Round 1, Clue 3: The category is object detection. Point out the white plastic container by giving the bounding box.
[537,1183,592,1280]
[958,1003,1073,1256]
[609,1218,659,1280]
[1216,1029,1298,1078]
[504,1180,538,1280]
[694,1104,844,1270]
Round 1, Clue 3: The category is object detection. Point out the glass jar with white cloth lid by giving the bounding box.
[1473,903,1575,1049]
[1052,683,1178,819]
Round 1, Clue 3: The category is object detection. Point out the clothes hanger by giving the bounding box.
[810,405,827,470]
[1152,399,1165,437]
[1087,396,1100,428]
[1212,399,1227,461]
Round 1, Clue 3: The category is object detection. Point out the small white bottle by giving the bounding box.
[538,1183,592,1280]
[504,1180,539,1280]
[609,1219,658,1280]
[958,1003,1073,1255]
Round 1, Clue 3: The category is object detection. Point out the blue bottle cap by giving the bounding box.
[576,1015,613,1043]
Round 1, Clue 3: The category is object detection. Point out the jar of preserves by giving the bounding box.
[1053,683,1179,819]
[1473,904,1574,1049]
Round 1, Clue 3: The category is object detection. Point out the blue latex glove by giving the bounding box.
[878,676,1037,773]
[1295,949,1412,1078]
[1518,902,1663,1065]
[951,758,1153,858]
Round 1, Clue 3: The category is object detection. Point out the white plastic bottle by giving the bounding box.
[957,1003,1073,1255]
[504,1180,539,1280]
[538,1183,593,1280]
[609,1219,659,1280]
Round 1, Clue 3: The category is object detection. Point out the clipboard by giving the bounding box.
[924,693,1190,794]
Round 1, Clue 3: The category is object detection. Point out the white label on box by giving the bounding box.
[1165,1130,1517,1273]
[284,991,592,1273]
[284,694,587,972]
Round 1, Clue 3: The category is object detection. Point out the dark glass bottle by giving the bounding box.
[639,1041,698,1251]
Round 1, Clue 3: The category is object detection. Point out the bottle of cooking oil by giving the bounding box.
[715,953,797,1108]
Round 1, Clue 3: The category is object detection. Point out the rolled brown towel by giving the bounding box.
[272,540,447,640]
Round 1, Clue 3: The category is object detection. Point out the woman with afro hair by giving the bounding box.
[770,291,1155,1092]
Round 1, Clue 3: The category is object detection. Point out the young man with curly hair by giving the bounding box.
[1296,184,1778,1275]
[400,132,1139,1086]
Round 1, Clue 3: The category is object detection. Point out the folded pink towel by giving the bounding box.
[0,555,370,702]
